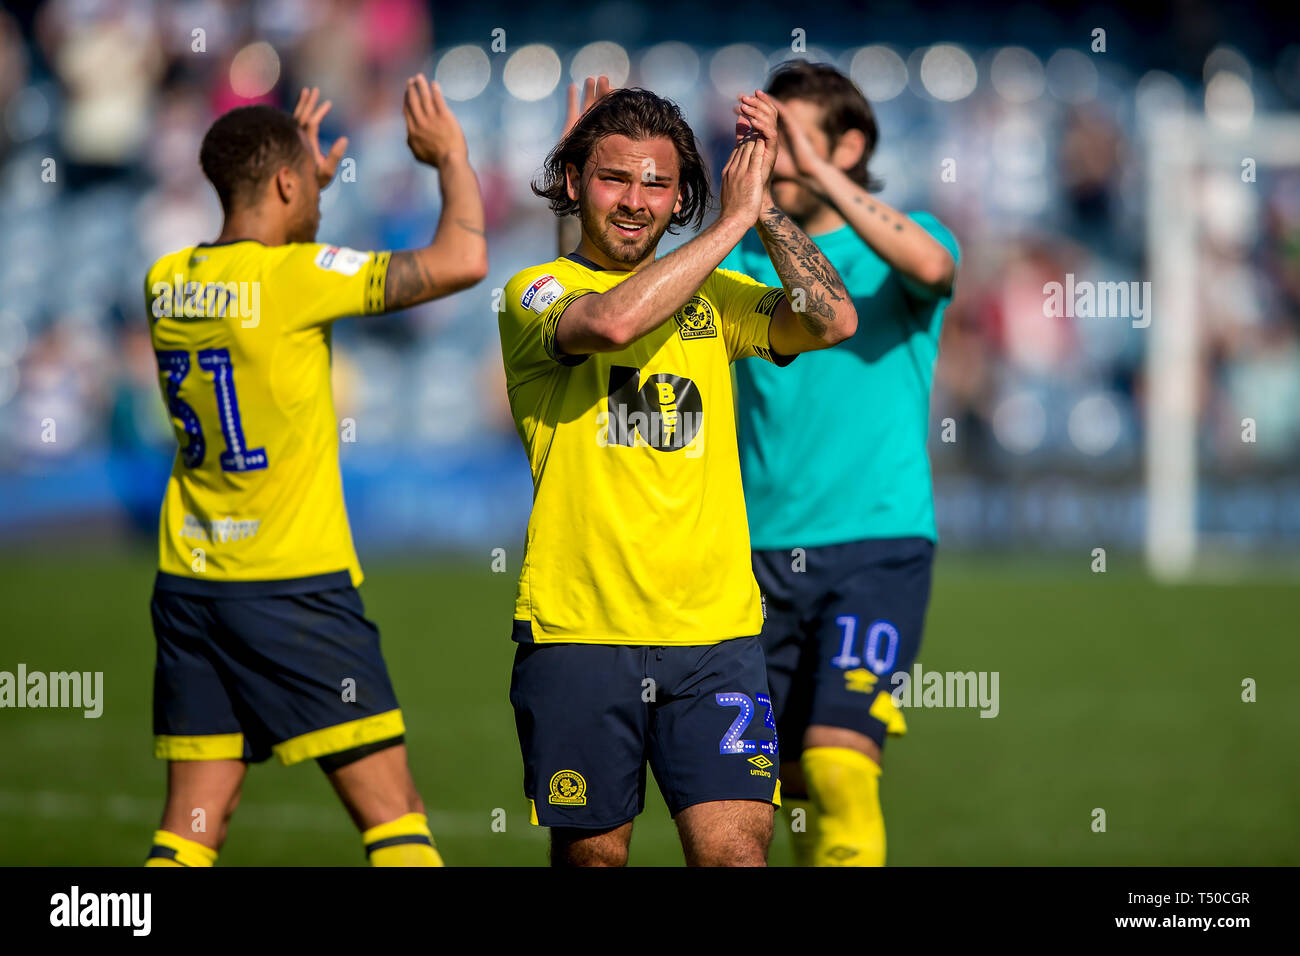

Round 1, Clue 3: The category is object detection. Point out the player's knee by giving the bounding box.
[550,829,628,867]
[681,806,773,867]
[684,822,771,866]
[554,844,627,867]
[687,837,769,867]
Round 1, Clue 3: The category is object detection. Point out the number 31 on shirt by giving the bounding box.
[155,348,267,472]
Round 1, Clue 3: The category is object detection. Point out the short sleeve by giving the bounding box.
[907,212,960,284]
[276,243,392,329]
[710,267,793,366]
[909,212,960,261]
[500,266,597,386]
[901,213,961,333]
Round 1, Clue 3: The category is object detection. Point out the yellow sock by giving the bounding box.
[802,746,885,867]
[362,812,444,867]
[783,797,818,867]
[145,830,218,867]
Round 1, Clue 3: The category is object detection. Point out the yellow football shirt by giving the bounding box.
[145,239,389,590]
[500,253,790,645]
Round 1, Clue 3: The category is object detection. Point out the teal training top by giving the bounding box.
[721,212,959,549]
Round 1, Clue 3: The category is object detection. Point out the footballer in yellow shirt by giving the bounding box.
[143,79,486,868]
[501,85,856,865]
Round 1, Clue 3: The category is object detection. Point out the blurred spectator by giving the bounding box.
[0,0,1297,547]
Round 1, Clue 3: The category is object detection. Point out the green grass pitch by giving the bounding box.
[1,548,1295,865]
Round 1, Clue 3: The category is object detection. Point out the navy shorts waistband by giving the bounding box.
[153,569,353,598]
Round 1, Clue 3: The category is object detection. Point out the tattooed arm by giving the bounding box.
[816,173,954,300]
[384,153,487,310]
[769,96,956,299]
[757,197,858,354]
[383,74,488,312]
[732,90,854,354]
[771,96,953,300]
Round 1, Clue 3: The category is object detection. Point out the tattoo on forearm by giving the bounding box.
[456,218,486,237]
[757,204,848,337]
[851,194,905,231]
[385,250,435,310]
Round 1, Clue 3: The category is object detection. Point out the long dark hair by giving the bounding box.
[532,88,710,233]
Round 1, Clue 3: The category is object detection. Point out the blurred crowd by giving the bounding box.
[1,0,1299,522]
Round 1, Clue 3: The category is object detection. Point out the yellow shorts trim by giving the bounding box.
[529,799,540,826]
[773,778,782,808]
[271,709,405,766]
[154,733,244,761]
[870,691,908,736]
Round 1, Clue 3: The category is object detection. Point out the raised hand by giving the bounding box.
[293,87,349,189]
[564,74,612,137]
[403,74,468,168]
[769,95,829,183]
[734,90,780,191]
[718,135,767,229]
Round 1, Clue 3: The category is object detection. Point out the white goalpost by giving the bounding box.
[1144,111,1300,580]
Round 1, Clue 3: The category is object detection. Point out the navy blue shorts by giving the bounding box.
[509,633,781,830]
[151,571,404,766]
[752,537,934,756]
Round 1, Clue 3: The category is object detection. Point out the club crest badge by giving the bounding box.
[675,296,717,340]
[548,769,587,806]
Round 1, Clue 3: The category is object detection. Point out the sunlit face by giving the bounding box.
[771,97,833,222]
[569,134,684,268]
[286,135,320,243]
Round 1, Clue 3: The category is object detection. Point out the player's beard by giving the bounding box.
[579,198,669,267]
